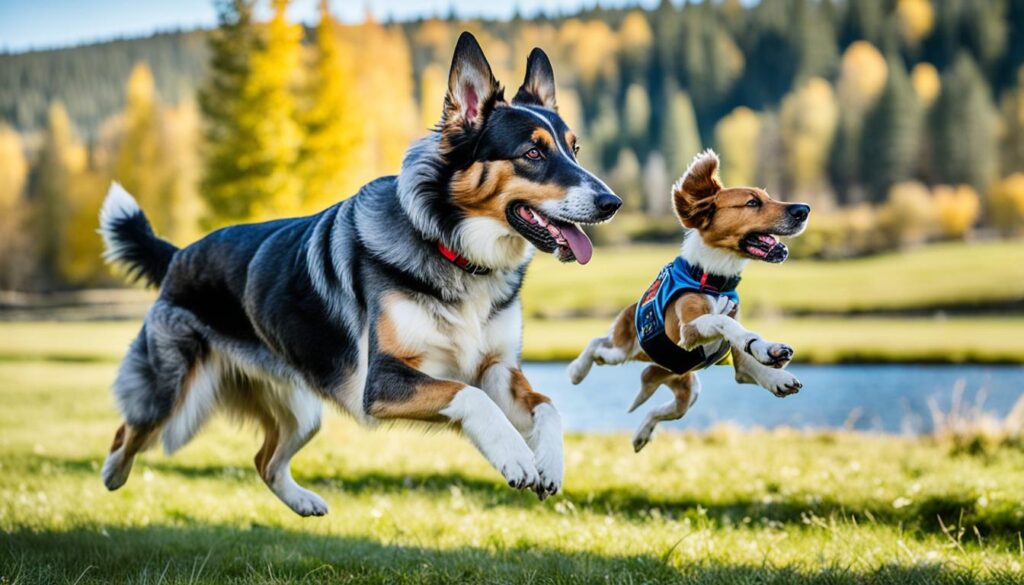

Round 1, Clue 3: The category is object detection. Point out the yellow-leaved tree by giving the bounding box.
[298,0,367,213]
[0,124,31,288]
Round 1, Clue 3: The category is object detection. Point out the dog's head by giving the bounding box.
[436,32,621,267]
[672,150,809,263]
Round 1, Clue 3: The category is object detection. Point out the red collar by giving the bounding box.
[436,241,492,275]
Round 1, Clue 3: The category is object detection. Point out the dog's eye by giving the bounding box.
[525,148,542,160]
[745,198,761,208]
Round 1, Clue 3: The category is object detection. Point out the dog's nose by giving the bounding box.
[595,192,622,216]
[787,204,810,222]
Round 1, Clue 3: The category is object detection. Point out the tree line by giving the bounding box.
[1,0,1024,290]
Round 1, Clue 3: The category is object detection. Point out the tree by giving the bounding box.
[987,173,1024,235]
[30,102,84,287]
[910,62,941,107]
[115,63,170,231]
[1000,67,1024,177]
[928,52,998,193]
[659,86,702,179]
[932,184,979,239]
[860,56,923,202]
[831,42,888,201]
[623,83,651,156]
[298,0,366,213]
[244,0,303,220]
[0,124,31,289]
[714,107,761,186]
[779,77,839,199]
[199,0,261,225]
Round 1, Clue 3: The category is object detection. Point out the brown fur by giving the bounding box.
[450,158,570,221]
[376,296,424,369]
[369,379,466,421]
[509,369,551,411]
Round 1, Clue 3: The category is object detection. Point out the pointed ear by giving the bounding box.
[512,48,557,111]
[672,150,723,229]
[442,32,503,129]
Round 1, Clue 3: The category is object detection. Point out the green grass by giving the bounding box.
[1,359,1023,584]
[521,239,1024,318]
[2,317,1021,365]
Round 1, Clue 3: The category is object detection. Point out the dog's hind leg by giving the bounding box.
[568,303,639,386]
[632,372,700,453]
[628,365,674,413]
[102,305,207,490]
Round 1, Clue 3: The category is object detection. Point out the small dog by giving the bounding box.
[567,150,809,451]
[99,32,621,515]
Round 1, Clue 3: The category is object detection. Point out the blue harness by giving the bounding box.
[634,257,741,375]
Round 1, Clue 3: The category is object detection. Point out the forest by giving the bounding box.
[1,0,1023,290]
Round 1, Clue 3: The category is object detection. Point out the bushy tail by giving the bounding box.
[99,182,179,288]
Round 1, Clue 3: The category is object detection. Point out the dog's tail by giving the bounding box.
[99,182,179,288]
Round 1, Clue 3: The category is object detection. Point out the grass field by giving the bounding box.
[1,358,1023,584]
[521,239,1024,318]
[2,316,1022,365]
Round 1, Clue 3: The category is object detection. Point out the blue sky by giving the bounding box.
[0,0,664,53]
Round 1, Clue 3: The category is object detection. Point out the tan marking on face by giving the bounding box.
[564,131,577,154]
[699,187,790,252]
[450,158,570,223]
[369,378,465,421]
[376,299,423,369]
[531,128,555,150]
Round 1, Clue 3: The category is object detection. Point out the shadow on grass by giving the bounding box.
[24,453,1023,542]
[0,524,1010,585]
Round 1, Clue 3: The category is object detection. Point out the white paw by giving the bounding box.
[101,450,131,491]
[567,358,591,385]
[530,404,563,499]
[497,440,540,491]
[762,369,802,397]
[632,422,655,453]
[279,485,329,517]
[746,338,795,368]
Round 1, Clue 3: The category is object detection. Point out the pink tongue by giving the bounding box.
[559,223,593,264]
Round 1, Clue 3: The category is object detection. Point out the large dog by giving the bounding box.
[567,150,808,452]
[99,33,621,515]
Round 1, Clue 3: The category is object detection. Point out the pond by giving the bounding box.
[523,362,1024,434]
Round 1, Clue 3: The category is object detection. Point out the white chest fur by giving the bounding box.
[383,278,522,383]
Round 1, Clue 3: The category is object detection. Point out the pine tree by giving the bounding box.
[199,0,261,225]
[298,0,366,213]
[860,56,923,202]
[659,86,702,179]
[929,52,998,192]
[623,83,651,157]
[244,0,303,220]
[30,102,83,287]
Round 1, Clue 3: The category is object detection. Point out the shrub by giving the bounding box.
[878,181,935,248]
[932,184,980,239]
[986,174,1024,236]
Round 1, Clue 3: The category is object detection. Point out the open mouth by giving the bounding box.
[741,233,789,263]
[506,204,593,264]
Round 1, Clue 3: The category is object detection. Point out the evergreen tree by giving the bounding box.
[623,83,651,157]
[929,52,998,192]
[29,102,82,287]
[199,0,261,225]
[298,0,366,213]
[860,56,923,202]
[244,0,303,220]
[659,86,702,179]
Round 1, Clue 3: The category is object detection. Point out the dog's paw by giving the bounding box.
[530,404,563,500]
[281,486,329,517]
[101,450,131,491]
[764,369,802,397]
[746,338,794,368]
[567,358,591,385]
[500,447,540,491]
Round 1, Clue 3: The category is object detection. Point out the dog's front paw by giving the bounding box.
[530,403,563,500]
[746,338,794,368]
[500,448,540,491]
[764,369,802,397]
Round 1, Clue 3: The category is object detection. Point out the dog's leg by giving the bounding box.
[367,359,539,492]
[102,422,159,490]
[632,372,700,452]
[683,314,794,368]
[479,362,562,498]
[258,386,326,517]
[628,365,674,413]
[567,335,607,384]
[731,346,802,397]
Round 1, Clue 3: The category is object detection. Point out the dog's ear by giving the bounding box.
[512,48,557,111]
[441,32,503,130]
[672,150,722,229]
